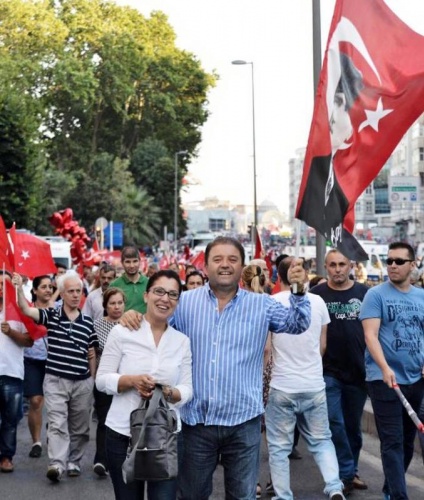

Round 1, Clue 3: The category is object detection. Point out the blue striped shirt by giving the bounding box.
[174,284,311,426]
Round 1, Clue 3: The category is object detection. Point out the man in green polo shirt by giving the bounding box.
[110,245,148,314]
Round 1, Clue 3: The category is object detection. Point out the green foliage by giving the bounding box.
[130,138,187,235]
[0,103,39,227]
[0,0,216,241]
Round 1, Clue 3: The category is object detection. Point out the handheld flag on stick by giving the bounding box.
[9,225,57,278]
[296,0,424,261]
[393,384,424,433]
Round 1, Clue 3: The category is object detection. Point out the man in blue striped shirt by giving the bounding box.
[122,236,310,499]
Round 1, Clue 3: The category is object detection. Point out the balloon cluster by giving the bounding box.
[48,208,91,265]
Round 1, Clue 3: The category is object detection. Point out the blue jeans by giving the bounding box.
[367,379,424,500]
[179,416,261,500]
[105,426,179,500]
[324,375,367,481]
[266,387,343,499]
[0,376,23,460]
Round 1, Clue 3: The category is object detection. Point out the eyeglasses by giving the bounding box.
[386,258,414,266]
[151,287,180,301]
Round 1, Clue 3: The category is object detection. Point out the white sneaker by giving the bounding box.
[46,465,63,482]
[93,462,109,477]
[67,462,81,477]
[329,492,346,500]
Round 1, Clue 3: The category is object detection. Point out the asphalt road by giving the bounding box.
[1,412,424,500]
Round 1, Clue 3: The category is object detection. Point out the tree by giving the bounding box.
[0,0,216,240]
[120,185,161,246]
[129,138,187,234]
[0,103,39,227]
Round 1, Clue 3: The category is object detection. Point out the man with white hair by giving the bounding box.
[13,272,98,482]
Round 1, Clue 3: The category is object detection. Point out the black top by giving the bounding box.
[310,281,368,386]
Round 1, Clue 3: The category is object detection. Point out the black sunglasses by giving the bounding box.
[386,258,414,266]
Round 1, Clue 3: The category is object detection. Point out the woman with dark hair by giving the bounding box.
[23,275,54,459]
[96,270,193,500]
[92,287,126,477]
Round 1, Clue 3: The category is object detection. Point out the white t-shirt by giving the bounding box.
[96,320,193,436]
[0,310,27,380]
[271,291,330,393]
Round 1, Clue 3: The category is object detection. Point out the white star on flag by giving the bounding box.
[358,97,393,132]
[21,250,30,260]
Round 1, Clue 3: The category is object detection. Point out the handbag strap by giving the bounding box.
[133,384,166,450]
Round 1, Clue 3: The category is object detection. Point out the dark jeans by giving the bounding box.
[324,375,367,481]
[179,416,261,500]
[0,376,23,460]
[93,386,112,467]
[419,396,424,466]
[105,426,179,500]
[367,379,424,500]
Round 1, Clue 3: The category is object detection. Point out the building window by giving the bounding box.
[419,147,424,162]
[365,186,373,195]
[209,219,226,231]
[366,201,373,213]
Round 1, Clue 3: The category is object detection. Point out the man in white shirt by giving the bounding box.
[82,263,116,320]
[0,271,33,473]
[266,257,345,500]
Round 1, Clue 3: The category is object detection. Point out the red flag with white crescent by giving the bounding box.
[296,0,424,260]
[9,226,57,278]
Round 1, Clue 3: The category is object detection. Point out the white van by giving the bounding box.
[38,236,72,270]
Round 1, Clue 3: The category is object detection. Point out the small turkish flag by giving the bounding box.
[190,251,205,272]
[4,280,47,340]
[9,225,57,278]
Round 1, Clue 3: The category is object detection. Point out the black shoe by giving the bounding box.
[288,447,302,460]
[342,479,354,496]
[93,462,109,477]
[29,443,42,458]
[265,480,275,495]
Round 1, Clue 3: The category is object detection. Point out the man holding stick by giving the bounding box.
[360,242,424,500]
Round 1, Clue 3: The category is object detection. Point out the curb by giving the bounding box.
[362,398,422,454]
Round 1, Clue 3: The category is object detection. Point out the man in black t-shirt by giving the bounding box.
[310,249,368,494]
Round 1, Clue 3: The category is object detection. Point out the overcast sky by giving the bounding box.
[116,1,424,214]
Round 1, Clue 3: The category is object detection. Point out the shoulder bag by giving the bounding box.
[122,384,178,484]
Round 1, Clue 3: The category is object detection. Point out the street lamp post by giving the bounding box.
[232,60,258,241]
[174,150,188,249]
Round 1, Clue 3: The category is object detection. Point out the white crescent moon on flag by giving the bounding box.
[326,16,381,124]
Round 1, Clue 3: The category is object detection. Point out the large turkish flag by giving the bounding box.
[296,0,424,260]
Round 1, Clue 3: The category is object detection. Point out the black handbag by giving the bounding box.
[122,384,178,484]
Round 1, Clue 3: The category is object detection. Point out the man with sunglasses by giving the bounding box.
[360,242,424,500]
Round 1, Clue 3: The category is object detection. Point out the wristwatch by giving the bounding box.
[165,386,174,403]
[290,284,306,296]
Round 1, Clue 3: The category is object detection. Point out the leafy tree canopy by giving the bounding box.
[0,0,216,243]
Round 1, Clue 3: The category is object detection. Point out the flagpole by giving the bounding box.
[312,0,326,276]
[2,263,6,322]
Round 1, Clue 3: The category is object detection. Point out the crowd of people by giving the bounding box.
[0,236,423,500]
